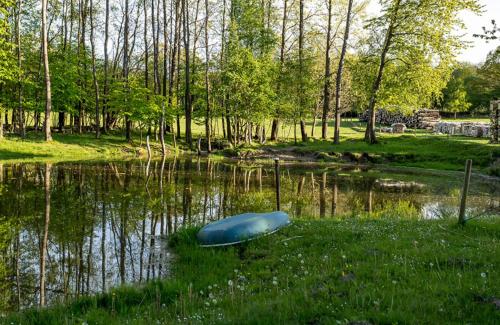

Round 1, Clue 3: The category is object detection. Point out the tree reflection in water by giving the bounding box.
[0,158,498,310]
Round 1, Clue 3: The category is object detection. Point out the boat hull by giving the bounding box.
[197,211,291,247]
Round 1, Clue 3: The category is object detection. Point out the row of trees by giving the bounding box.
[0,0,481,146]
[440,47,500,118]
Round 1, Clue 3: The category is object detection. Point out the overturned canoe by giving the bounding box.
[197,211,291,247]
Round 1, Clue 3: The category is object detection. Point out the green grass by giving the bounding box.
[0,132,179,163]
[5,215,499,324]
[228,121,499,174]
[1,120,498,175]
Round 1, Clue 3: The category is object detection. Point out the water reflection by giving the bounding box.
[0,158,498,311]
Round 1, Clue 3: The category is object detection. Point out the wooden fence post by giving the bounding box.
[458,159,472,225]
[275,158,281,211]
[146,135,151,159]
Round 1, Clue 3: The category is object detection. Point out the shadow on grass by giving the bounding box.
[0,149,51,160]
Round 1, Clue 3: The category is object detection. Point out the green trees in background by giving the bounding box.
[0,0,490,146]
[439,47,500,116]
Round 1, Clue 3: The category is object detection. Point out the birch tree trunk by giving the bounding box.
[42,0,52,141]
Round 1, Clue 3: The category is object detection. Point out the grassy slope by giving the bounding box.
[231,122,499,173]
[7,217,500,324]
[0,121,498,174]
[0,132,178,163]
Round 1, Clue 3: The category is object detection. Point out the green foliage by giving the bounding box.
[358,0,480,113]
[441,71,472,115]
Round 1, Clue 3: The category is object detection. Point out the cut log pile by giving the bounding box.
[434,122,490,138]
[359,109,440,129]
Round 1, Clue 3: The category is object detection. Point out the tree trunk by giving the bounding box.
[334,0,353,144]
[168,0,181,139]
[321,0,332,140]
[204,0,211,152]
[103,0,109,133]
[182,0,192,146]
[89,0,100,138]
[124,0,131,141]
[298,0,307,142]
[162,0,170,133]
[42,0,52,141]
[17,0,25,138]
[271,0,287,141]
[364,0,400,144]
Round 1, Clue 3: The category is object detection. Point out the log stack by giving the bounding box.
[360,109,440,129]
[416,110,440,129]
[434,122,490,138]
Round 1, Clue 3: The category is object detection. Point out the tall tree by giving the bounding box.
[363,0,479,143]
[271,0,287,141]
[42,0,52,141]
[103,0,109,133]
[204,0,211,152]
[298,0,307,142]
[182,0,192,146]
[333,0,353,144]
[124,0,131,140]
[321,0,332,140]
[89,0,100,138]
[16,0,24,137]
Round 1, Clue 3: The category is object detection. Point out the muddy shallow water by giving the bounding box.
[0,158,498,311]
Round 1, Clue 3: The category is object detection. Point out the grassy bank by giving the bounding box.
[228,122,499,174]
[0,132,178,163]
[1,122,498,176]
[6,217,499,324]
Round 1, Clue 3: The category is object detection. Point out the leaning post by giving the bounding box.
[274,158,281,211]
[458,159,472,225]
[146,135,152,159]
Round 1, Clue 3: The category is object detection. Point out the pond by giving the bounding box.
[0,158,498,312]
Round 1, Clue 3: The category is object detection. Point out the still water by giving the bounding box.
[0,158,498,311]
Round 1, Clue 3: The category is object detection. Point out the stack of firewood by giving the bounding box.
[359,109,440,129]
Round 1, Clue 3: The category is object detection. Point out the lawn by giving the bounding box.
[0,120,498,175]
[6,215,499,324]
[0,131,178,163]
[228,121,499,174]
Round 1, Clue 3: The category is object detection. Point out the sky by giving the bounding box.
[367,0,500,64]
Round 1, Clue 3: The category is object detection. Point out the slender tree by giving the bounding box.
[16,0,25,137]
[124,0,131,141]
[182,0,192,146]
[103,0,109,133]
[89,0,100,138]
[298,0,307,142]
[334,0,353,144]
[42,0,52,141]
[321,0,332,140]
[271,0,287,141]
[204,0,211,152]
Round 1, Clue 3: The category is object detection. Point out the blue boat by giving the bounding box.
[197,211,291,247]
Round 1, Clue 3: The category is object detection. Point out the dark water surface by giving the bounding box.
[0,158,498,311]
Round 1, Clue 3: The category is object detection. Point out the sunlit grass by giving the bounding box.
[7,216,499,324]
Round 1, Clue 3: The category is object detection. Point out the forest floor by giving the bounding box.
[6,216,500,324]
[0,121,498,176]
